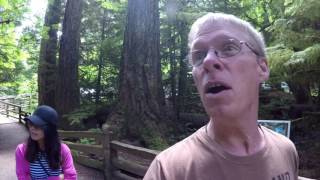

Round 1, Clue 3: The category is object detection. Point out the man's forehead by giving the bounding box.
[192,34,234,48]
[193,22,251,46]
[197,22,240,37]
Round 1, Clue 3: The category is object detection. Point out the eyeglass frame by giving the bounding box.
[190,38,261,67]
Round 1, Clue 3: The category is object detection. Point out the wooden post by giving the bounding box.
[18,106,22,123]
[102,123,112,180]
[6,104,9,117]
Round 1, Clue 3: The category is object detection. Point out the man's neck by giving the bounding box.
[206,117,265,156]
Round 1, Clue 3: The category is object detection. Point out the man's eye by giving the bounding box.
[220,43,240,56]
[192,51,207,65]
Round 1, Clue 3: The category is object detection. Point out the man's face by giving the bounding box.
[191,23,269,118]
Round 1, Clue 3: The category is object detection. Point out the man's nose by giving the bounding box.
[202,49,222,71]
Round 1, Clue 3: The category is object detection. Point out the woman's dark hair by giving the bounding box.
[25,124,61,170]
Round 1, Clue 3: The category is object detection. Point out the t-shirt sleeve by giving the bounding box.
[143,157,166,180]
[15,144,31,180]
[60,144,77,180]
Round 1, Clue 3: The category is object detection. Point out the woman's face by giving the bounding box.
[27,121,45,142]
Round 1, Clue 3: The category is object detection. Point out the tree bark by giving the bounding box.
[169,23,177,113]
[177,20,188,117]
[288,81,311,104]
[117,0,165,142]
[56,0,83,128]
[38,0,62,107]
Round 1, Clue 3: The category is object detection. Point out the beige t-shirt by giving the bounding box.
[144,126,299,180]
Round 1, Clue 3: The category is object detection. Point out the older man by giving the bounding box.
[144,13,298,180]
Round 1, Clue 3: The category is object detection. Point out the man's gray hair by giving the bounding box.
[188,13,266,58]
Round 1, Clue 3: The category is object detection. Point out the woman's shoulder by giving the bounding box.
[60,143,71,152]
[15,143,27,160]
[16,143,27,152]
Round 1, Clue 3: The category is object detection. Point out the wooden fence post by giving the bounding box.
[6,104,9,117]
[102,124,112,180]
[18,106,22,123]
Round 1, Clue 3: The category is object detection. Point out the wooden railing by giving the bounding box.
[58,124,159,180]
[110,141,158,180]
[0,94,32,110]
[58,130,106,171]
[0,100,29,123]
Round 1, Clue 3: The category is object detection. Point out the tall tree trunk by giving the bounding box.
[38,0,62,107]
[288,81,311,104]
[169,24,177,114]
[56,0,83,128]
[95,9,107,104]
[117,0,166,144]
[177,20,188,118]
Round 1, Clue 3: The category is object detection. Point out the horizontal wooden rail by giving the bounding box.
[71,151,104,171]
[58,130,104,142]
[109,140,159,179]
[111,157,148,177]
[111,141,159,160]
[113,170,141,180]
[0,100,28,123]
[63,141,104,157]
[0,113,19,119]
[0,101,23,108]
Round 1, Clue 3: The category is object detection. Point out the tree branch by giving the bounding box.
[0,19,12,24]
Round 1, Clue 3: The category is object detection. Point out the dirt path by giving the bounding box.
[0,116,104,180]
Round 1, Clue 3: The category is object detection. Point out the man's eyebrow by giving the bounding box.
[192,34,237,49]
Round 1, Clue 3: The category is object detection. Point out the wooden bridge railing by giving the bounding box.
[0,100,29,123]
[58,124,159,180]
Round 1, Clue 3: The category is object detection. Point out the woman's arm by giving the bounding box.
[60,144,77,180]
[15,144,31,180]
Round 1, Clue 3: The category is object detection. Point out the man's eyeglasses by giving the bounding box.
[191,38,259,67]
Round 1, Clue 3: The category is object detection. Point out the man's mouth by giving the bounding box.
[205,82,231,94]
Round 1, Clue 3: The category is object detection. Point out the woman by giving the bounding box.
[16,105,77,180]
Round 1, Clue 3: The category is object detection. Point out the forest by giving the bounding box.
[0,0,320,178]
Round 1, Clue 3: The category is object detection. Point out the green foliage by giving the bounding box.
[286,44,320,66]
[267,45,294,69]
[141,126,169,150]
[284,0,320,21]
[79,128,103,146]
[266,0,320,105]
[79,0,125,103]
[259,90,296,119]
[0,0,41,99]
[40,25,50,40]
[79,137,96,145]
[63,104,100,126]
[96,0,124,11]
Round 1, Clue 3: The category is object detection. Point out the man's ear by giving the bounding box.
[257,57,270,82]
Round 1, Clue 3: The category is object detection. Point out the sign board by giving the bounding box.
[258,120,291,138]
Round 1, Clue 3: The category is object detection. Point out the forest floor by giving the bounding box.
[0,115,104,180]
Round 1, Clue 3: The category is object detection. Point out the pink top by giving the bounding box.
[15,143,77,180]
